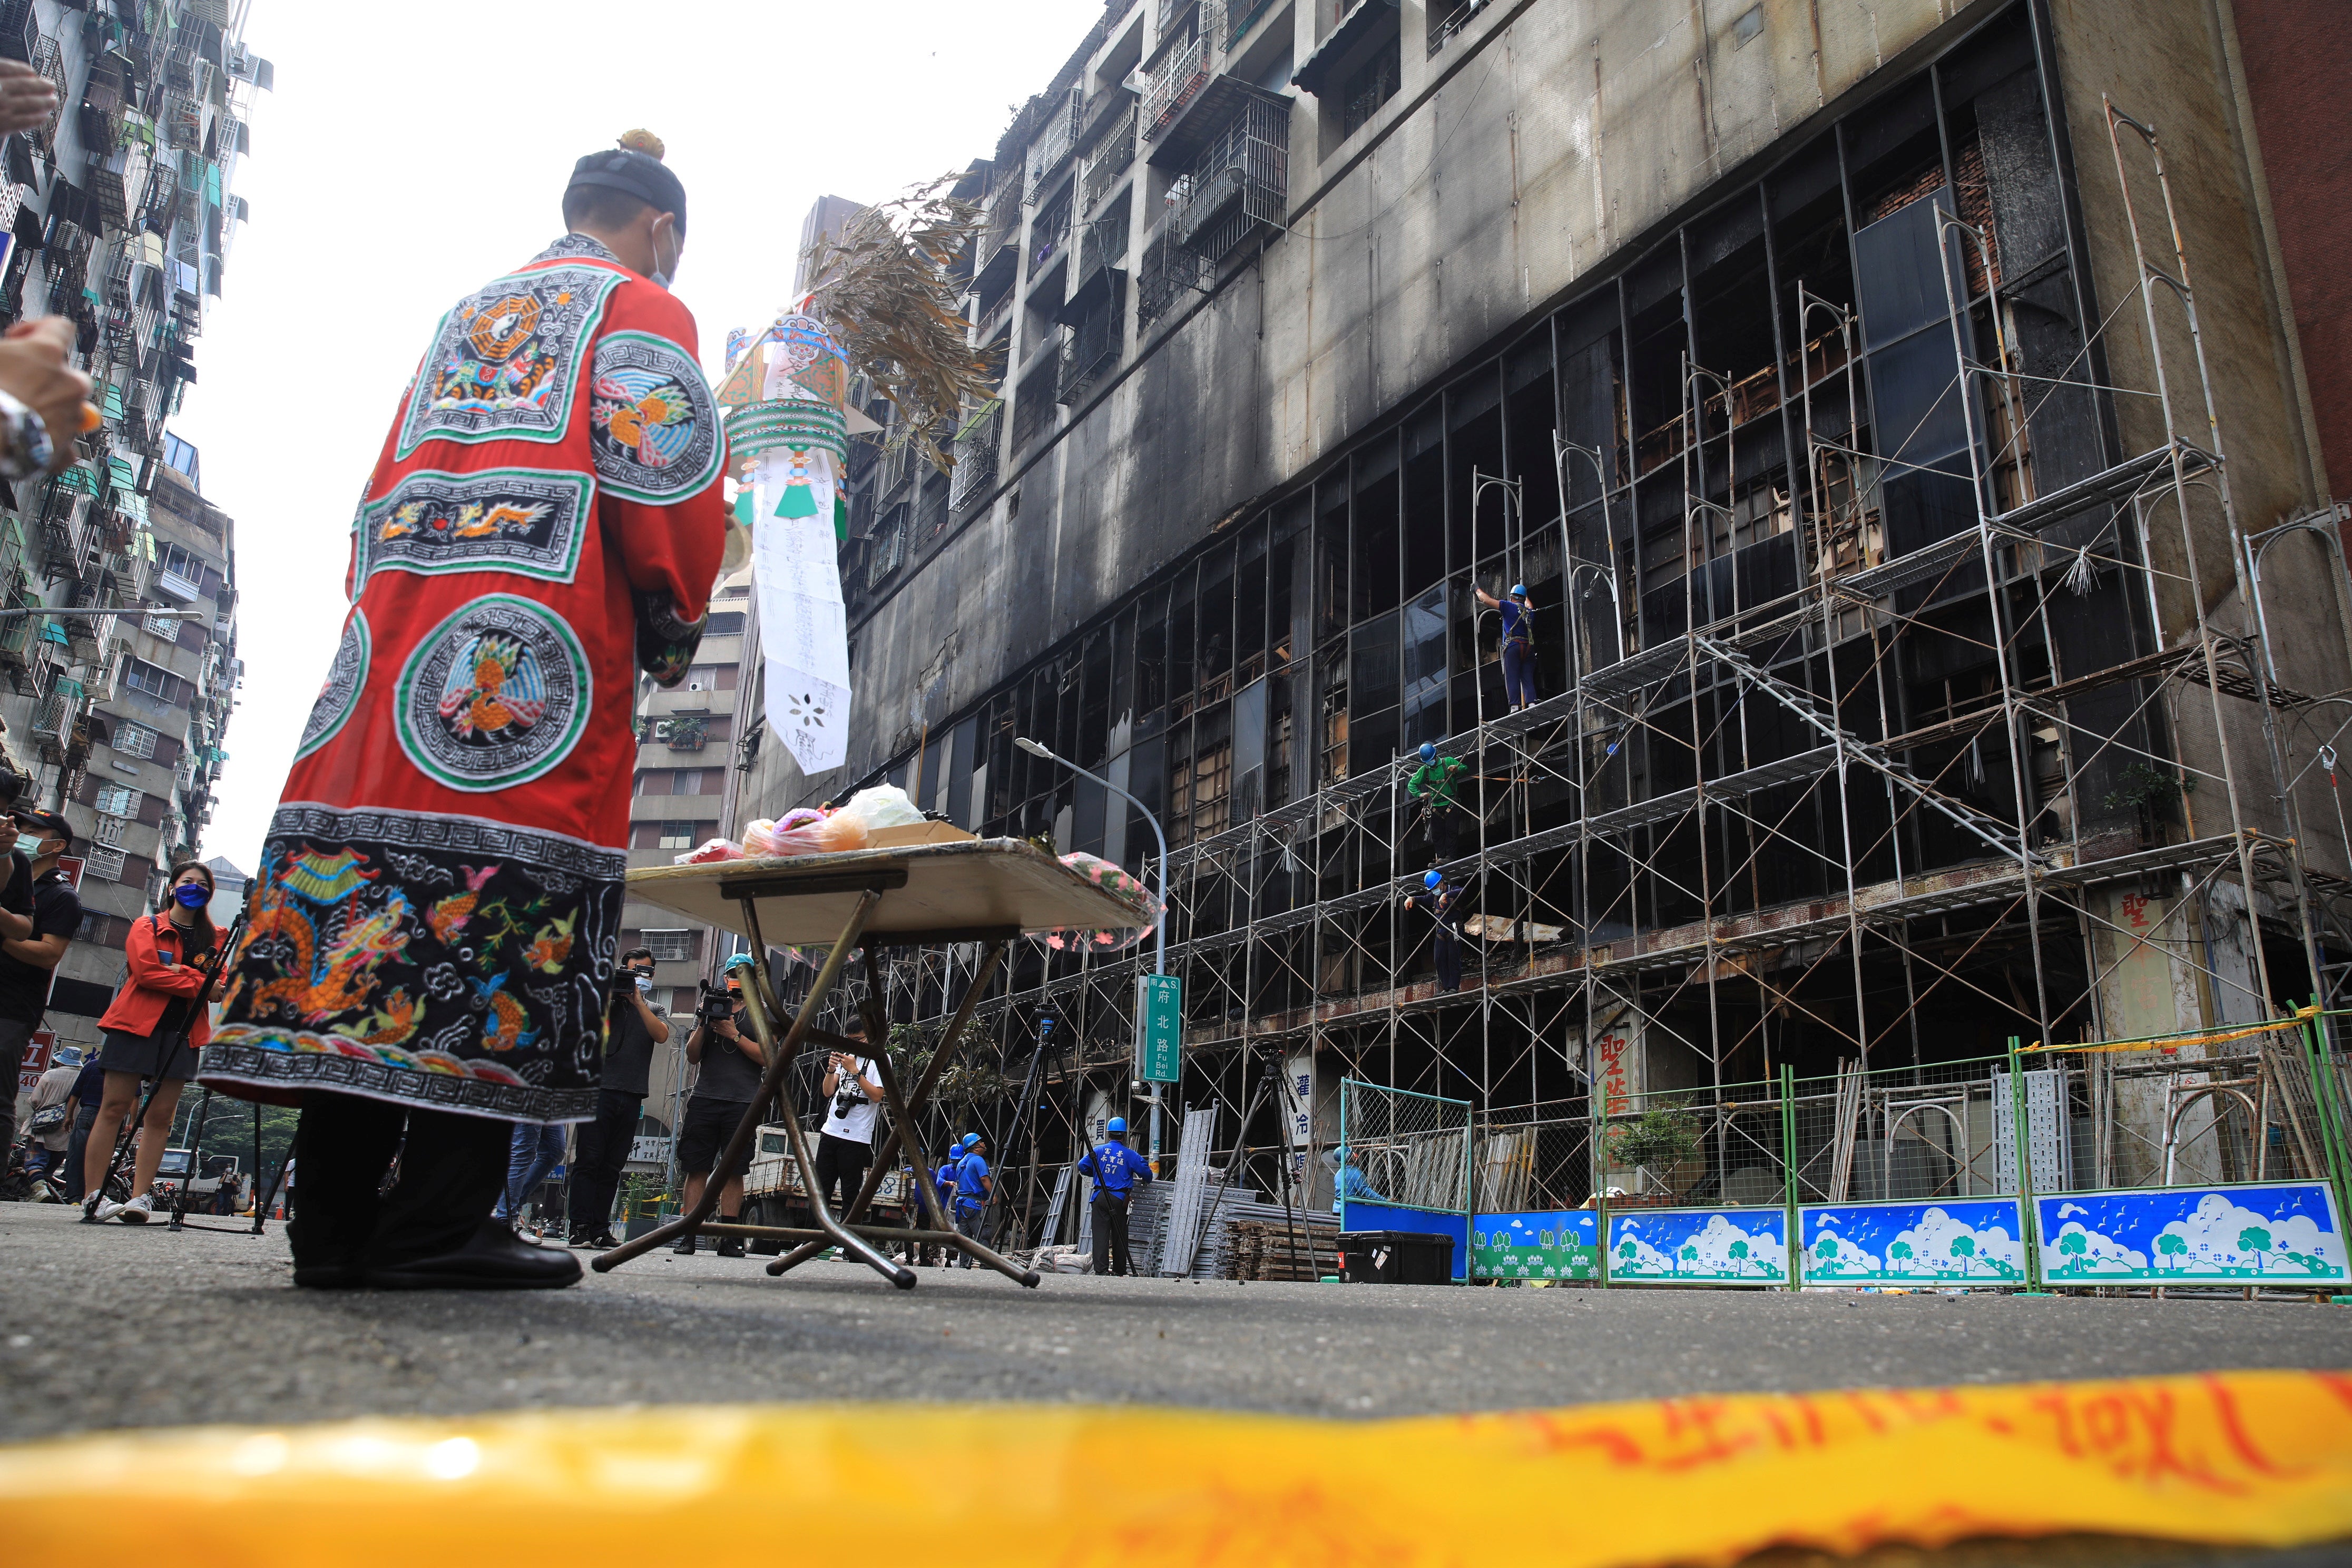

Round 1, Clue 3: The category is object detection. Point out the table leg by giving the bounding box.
[767,940,1012,1278]
[770,946,1037,1286]
[595,888,906,1282]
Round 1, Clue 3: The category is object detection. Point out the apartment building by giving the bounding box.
[734,1,2352,1219]
[616,567,752,1137]
[30,434,237,1041]
[0,3,260,1049]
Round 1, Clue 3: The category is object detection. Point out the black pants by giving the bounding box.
[812,1132,871,1213]
[1091,1193,1134,1276]
[564,1087,642,1240]
[1427,804,1465,861]
[1434,927,1463,992]
[0,1020,28,1157]
[285,1090,512,1270]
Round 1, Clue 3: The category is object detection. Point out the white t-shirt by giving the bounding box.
[819,1056,881,1144]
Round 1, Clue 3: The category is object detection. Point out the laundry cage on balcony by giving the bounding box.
[1168,90,1290,264]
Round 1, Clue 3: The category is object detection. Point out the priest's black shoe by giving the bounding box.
[364,1220,584,1291]
[672,1232,698,1256]
[716,1233,746,1259]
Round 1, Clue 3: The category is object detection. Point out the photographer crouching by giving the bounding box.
[563,947,670,1248]
[673,956,764,1258]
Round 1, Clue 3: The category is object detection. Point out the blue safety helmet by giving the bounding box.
[722,952,757,973]
[1424,870,1444,889]
[962,1132,982,1150]
[1106,1116,1128,1135]
[1419,742,1436,763]
[1510,583,1528,600]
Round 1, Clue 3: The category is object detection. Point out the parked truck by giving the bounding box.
[740,1124,913,1254]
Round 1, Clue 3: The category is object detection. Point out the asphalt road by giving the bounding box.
[5,1201,2349,1448]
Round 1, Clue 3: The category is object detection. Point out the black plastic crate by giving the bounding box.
[1335,1229,1455,1284]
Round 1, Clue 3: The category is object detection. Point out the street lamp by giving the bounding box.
[1015,735,1171,1169]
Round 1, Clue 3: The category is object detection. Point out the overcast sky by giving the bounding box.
[173,0,1103,871]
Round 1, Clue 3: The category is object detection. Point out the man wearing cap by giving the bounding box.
[0,808,81,1163]
[1475,582,1538,712]
[674,958,765,1259]
[198,133,726,1291]
[1404,870,1467,993]
[1405,741,1472,861]
[952,1132,992,1266]
[1075,1116,1153,1277]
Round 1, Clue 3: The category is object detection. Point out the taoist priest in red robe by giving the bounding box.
[200,132,727,1291]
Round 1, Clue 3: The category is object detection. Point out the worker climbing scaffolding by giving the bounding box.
[1406,742,1472,861]
[1474,582,1537,712]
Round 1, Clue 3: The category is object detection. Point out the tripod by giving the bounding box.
[976,1016,1073,1251]
[1181,1046,1307,1278]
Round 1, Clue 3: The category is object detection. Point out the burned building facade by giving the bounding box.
[738,0,2352,1216]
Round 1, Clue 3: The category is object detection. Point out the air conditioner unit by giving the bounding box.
[687,681,703,692]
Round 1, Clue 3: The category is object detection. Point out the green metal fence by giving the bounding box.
[1449,1008,2352,1293]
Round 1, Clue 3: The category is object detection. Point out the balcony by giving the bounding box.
[1057,286,1123,407]
[1024,85,1084,196]
[1143,31,1211,141]
[1080,107,1138,214]
[874,437,915,503]
[973,169,1024,295]
[1026,192,1075,290]
[1065,213,1129,320]
[1165,91,1291,260]
[947,400,1002,514]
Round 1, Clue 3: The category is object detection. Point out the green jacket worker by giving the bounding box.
[1407,742,1471,858]
[1076,1116,1154,1277]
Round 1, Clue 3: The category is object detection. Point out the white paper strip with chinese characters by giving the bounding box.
[751,446,850,776]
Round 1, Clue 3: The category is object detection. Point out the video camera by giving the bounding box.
[695,979,739,1026]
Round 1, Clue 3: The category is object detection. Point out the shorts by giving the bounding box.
[675,1095,752,1176]
[100,1028,199,1082]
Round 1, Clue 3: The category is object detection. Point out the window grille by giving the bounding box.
[94,782,137,817]
[110,720,158,760]
[83,845,125,882]
[642,928,695,964]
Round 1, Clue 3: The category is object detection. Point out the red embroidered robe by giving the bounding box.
[202,234,725,1122]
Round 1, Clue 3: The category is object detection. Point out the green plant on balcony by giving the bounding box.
[663,716,707,753]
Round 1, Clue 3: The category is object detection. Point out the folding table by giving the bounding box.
[594,838,1152,1289]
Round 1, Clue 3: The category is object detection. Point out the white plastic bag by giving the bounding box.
[831,783,927,834]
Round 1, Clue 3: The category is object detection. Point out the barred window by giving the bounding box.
[642,929,695,964]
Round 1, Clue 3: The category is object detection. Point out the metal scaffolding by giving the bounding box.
[803,98,2352,1252]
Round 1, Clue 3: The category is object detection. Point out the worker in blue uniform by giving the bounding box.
[1404,868,1466,992]
[1474,581,1537,711]
[1075,1115,1154,1277]
[952,1132,991,1267]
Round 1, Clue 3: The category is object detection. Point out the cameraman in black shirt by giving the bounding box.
[0,808,80,1161]
[563,946,669,1249]
[673,958,765,1258]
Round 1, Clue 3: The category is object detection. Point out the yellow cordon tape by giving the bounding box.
[4,1370,2349,1565]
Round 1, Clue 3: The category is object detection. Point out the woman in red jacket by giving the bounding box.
[82,861,222,1224]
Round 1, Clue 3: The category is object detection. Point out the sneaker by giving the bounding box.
[114,1194,156,1224]
[587,1232,620,1250]
[82,1194,114,1224]
[671,1233,698,1256]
